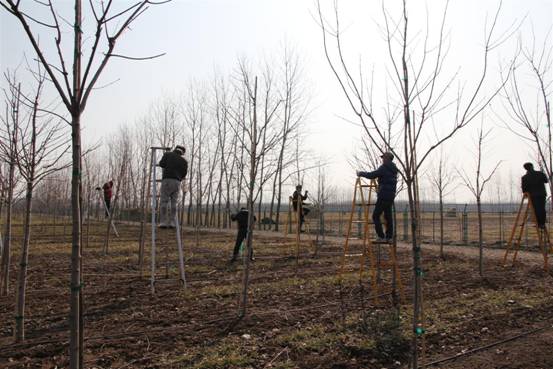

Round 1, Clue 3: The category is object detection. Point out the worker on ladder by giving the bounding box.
[356,151,399,242]
[102,180,113,217]
[292,185,310,232]
[521,162,549,229]
[158,145,188,228]
[95,179,113,217]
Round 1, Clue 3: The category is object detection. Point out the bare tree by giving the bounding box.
[429,148,457,259]
[0,71,20,296]
[458,123,501,278]
[9,67,69,341]
[0,1,171,366]
[312,160,335,253]
[103,126,132,254]
[212,75,234,228]
[269,45,309,231]
[135,119,154,271]
[230,59,283,318]
[500,30,552,214]
[317,0,511,366]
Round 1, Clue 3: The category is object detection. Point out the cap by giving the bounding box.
[380,151,394,160]
[174,145,186,154]
[523,162,533,170]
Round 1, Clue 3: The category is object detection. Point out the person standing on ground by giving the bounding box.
[230,207,256,262]
[102,180,113,217]
[158,145,188,228]
[521,162,549,228]
[292,185,310,231]
[357,151,399,242]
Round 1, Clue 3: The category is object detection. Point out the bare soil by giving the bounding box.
[0,221,552,368]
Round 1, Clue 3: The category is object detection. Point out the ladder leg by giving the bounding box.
[365,180,379,302]
[359,182,367,279]
[150,150,157,294]
[175,211,186,289]
[340,179,359,277]
[296,200,301,265]
[512,201,530,265]
[503,196,525,265]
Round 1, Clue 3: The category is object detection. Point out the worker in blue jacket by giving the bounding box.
[357,151,399,242]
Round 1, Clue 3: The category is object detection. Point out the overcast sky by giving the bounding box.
[1,0,552,202]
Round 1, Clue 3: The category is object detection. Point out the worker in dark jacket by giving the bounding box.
[357,151,399,241]
[230,208,256,262]
[158,145,188,228]
[292,185,310,231]
[522,162,549,228]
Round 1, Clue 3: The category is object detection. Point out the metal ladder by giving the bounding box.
[149,146,186,293]
[503,193,552,271]
[339,177,403,301]
[95,187,119,237]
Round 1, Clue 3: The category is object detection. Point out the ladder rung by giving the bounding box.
[359,184,377,188]
[351,220,374,224]
[344,253,363,257]
[354,203,375,206]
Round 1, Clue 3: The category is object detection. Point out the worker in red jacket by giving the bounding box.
[102,180,113,217]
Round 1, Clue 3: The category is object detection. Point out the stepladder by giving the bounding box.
[503,193,552,271]
[339,177,404,302]
[284,195,314,258]
[149,146,186,293]
[95,188,119,237]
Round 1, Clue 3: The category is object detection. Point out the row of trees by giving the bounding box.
[22,50,312,231]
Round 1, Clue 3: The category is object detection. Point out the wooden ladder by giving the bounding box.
[284,195,314,259]
[338,177,403,302]
[503,193,552,271]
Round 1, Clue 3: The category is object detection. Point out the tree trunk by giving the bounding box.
[104,157,126,254]
[14,181,33,341]
[138,151,150,271]
[0,160,15,296]
[239,77,257,318]
[477,196,483,278]
[69,110,83,369]
[439,193,444,259]
[406,179,423,369]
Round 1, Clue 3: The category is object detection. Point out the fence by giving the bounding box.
[15,199,551,248]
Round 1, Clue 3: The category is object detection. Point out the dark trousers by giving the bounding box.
[373,198,394,238]
[232,228,252,258]
[104,196,111,217]
[531,195,547,228]
[293,206,310,227]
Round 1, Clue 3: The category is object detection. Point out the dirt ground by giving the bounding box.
[0,220,552,368]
